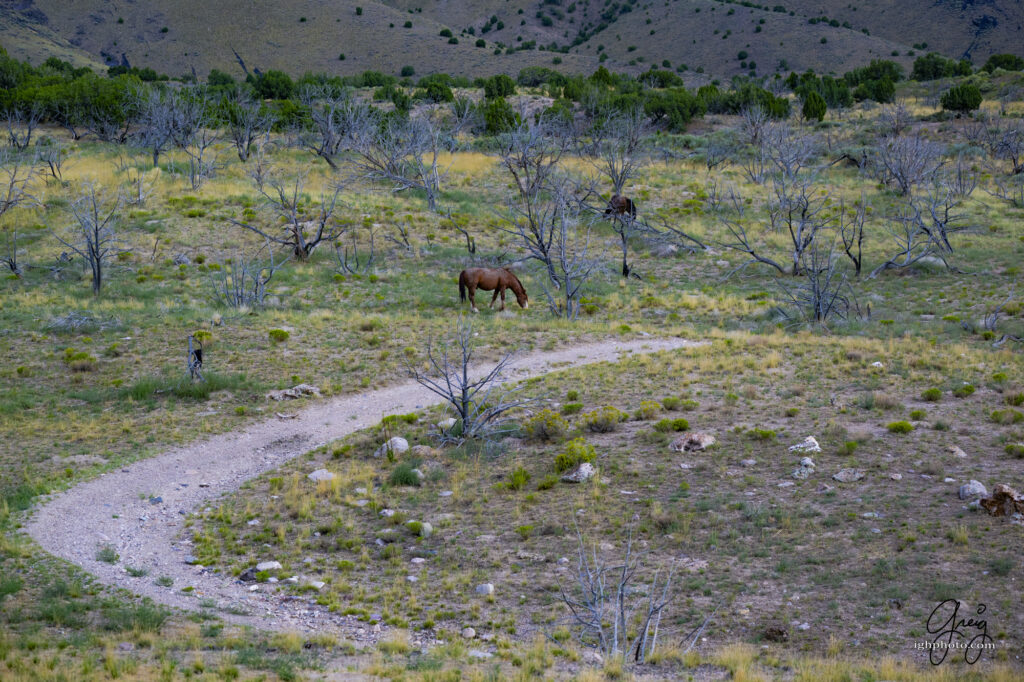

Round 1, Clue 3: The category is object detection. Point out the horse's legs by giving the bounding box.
[468,284,479,313]
[489,288,502,310]
[499,287,507,311]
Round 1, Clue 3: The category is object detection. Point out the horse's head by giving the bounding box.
[506,270,529,309]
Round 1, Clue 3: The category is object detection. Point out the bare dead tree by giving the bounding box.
[121,167,156,207]
[838,197,868,277]
[944,154,978,201]
[167,90,220,190]
[213,242,289,308]
[869,202,948,278]
[298,85,358,170]
[739,105,770,146]
[493,119,576,286]
[223,91,273,162]
[775,241,857,326]
[539,192,602,319]
[766,177,836,275]
[717,189,788,275]
[702,134,735,172]
[878,100,913,136]
[761,122,818,181]
[738,145,769,185]
[5,105,42,150]
[446,97,480,151]
[644,215,709,254]
[986,172,1024,207]
[557,519,677,663]
[588,106,648,194]
[0,150,37,276]
[911,184,968,255]
[85,104,131,144]
[132,87,176,168]
[873,134,944,196]
[406,316,531,443]
[347,112,448,212]
[37,141,69,182]
[993,121,1024,175]
[52,101,85,141]
[51,184,122,295]
[442,210,476,254]
[231,173,344,261]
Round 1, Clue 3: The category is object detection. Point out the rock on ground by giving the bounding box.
[475,583,494,595]
[670,432,716,452]
[832,469,864,483]
[307,469,336,482]
[561,462,595,483]
[375,437,409,457]
[979,484,1024,517]
[788,436,821,453]
[266,384,321,401]
[959,480,988,500]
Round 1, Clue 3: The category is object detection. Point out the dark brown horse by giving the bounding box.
[458,268,529,313]
[604,194,637,220]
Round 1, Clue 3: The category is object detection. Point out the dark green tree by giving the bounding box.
[802,90,826,121]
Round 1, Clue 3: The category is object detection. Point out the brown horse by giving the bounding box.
[458,268,529,313]
[604,194,637,220]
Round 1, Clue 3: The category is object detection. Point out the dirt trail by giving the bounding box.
[25,337,696,636]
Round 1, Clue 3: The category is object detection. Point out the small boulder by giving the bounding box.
[437,418,457,432]
[949,446,968,459]
[461,627,476,639]
[740,458,757,467]
[266,384,320,401]
[979,484,1024,517]
[788,436,821,453]
[561,462,595,483]
[792,458,815,480]
[468,649,493,659]
[670,432,716,452]
[958,480,988,500]
[832,469,864,483]
[475,583,495,596]
[256,560,282,572]
[307,469,336,483]
[375,437,409,458]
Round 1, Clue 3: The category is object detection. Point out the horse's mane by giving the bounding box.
[502,267,525,291]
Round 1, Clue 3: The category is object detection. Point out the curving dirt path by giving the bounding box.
[25,337,697,637]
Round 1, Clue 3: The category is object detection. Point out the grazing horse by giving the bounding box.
[458,267,529,313]
[604,194,637,220]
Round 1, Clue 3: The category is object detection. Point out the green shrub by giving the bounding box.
[523,409,569,442]
[802,90,826,121]
[268,328,290,343]
[507,466,530,491]
[582,406,628,433]
[537,474,559,491]
[1005,392,1024,407]
[952,384,975,398]
[837,441,858,456]
[1005,443,1024,458]
[561,402,583,415]
[554,438,596,473]
[747,428,776,441]
[991,409,1024,425]
[661,396,682,410]
[982,54,1024,73]
[653,418,689,432]
[381,413,418,427]
[680,399,699,411]
[887,420,914,434]
[566,390,580,401]
[63,348,97,372]
[389,463,421,487]
[921,388,942,402]
[909,409,927,420]
[96,545,119,564]
[633,400,662,420]
[515,525,533,540]
[941,83,982,114]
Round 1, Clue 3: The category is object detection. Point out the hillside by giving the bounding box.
[0,0,1020,81]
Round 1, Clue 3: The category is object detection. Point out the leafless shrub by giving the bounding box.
[132,88,176,168]
[406,316,530,443]
[213,242,288,308]
[538,191,603,319]
[0,150,37,276]
[587,106,648,194]
[557,519,678,663]
[5,105,42,150]
[761,121,818,180]
[36,141,69,182]
[776,242,858,325]
[51,183,122,295]
[878,100,912,136]
[121,168,156,207]
[334,224,376,276]
[231,173,344,261]
[873,134,944,196]
[297,85,361,170]
[223,91,273,162]
[739,105,770,146]
[838,197,868,277]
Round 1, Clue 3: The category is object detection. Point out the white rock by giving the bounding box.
[789,437,821,453]
[475,583,495,595]
[411,557,426,565]
[437,418,457,432]
[307,580,326,591]
[307,469,336,482]
[949,446,968,459]
[740,459,757,467]
[461,627,476,639]
[890,473,903,481]
[375,437,409,457]
[468,649,492,659]
[407,575,418,583]
[959,480,988,500]
[380,509,395,517]
[560,462,595,483]
[871,361,884,368]
[256,561,282,572]
[833,469,864,483]
[800,457,816,468]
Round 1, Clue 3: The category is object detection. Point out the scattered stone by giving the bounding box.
[778,481,794,488]
[461,627,476,639]
[173,253,191,266]
[410,557,426,565]
[380,509,395,517]
[818,484,835,493]
[275,412,298,420]
[890,473,903,481]
[117,642,135,652]
[788,437,821,453]
[375,437,409,458]
[475,583,495,596]
[515,550,546,563]
[670,432,716,452]
[355,487,367,494]
[679,557,708,572]
[871,361,884,368]
[561,462,595,483]
[949,446,968,459]
[407,575,418,583]
[798,622,811,631]
[307,580,326,591]
[651,243,678,258]
[979,484,1024,517]
[256,561,282,572]
[354,499,369,507]
[792,457,816,479]
[410,445,436,457]
[184,554,199,565]
[248,585,259,592]
[943,477,956,483]
[266,384,321,401]
[468,649,492,659]
[411,468,426,482]
[307,469,336,483]
[439,490,453,497]
[247,519,260,526]
[284,576,299,585]
[833,469,865,483]
[408,520,433,537]
[959,480,988,500]
[438,418,457,432]
[740,458,757,467]
[149,496,162,505]
[267,577,278,583]
[239,568,258,582]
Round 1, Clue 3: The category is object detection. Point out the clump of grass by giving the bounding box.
[1005,443,1024,458]
[566,390,579,401]
[554,438,596,473]
[268,328,290,343]
[747,427,775,441]
[991,409,1024,425]
[680,399,700,411]
[126,372,253,402]
[507,466,530,490]
[155,576,173,587]
[388,463,421,487]
[633,400,662,420]
[837,441,858,456]
[909,409,927,420]
[536,474,558,491]
[653,417,689,432]
[102,602,169,632]
[561,402,583,415]
[126,566,148,577]
[96,545,119,564]
[523,409,568,442]
[1005,392,1024,407]
[989,557,1014,576]
[63,348,98,372]
[952,384,975,398]
[921,388,943,402]
[516,524,533,540]
[661,396,682,410]
[887,420,914,434]
[582,406,628,433]
[947,523,969,546]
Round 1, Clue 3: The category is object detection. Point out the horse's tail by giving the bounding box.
[458,271,466,302]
